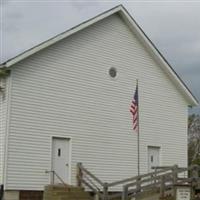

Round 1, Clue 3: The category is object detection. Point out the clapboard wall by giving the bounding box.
[4,14,188,190]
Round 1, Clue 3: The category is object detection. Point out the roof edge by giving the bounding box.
[0,4,123,68]
[1,4,198,106]
[118,6,198,106]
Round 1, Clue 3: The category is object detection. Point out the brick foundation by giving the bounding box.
[19,191,43,200]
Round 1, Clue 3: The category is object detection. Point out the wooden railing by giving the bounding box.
[77,163,200,200]
[122,165,184,200]
[77,163,106,199]
[45,170,68,187]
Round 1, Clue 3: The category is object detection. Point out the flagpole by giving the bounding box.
[137,79,140,176]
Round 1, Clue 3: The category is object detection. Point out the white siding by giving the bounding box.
[5,14,188,190]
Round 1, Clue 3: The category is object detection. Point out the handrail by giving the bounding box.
[108,167,173,188]
[45,170,68,187]
[77,163,104,186]
[77,163,174,200]
[107,175,139,188]
[77,163,105,199]
[152,165,177,169]
[124,172,172,189]
[77,163,200,200]
[122,164,200,200]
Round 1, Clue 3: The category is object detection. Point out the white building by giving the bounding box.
[0,5,198,200]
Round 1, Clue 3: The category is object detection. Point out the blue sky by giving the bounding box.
[1,1,200,113]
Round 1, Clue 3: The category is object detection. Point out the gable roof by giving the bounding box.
[0,5,198,106]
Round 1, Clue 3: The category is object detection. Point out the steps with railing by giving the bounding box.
[77,163,200,200]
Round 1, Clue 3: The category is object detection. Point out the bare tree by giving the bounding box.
[188,114,200,165]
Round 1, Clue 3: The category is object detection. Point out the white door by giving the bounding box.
[52,138,70,183]
[148,146,160,172]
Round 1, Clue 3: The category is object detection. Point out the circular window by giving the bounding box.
[109,67,117,78]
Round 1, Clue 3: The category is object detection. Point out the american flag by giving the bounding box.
[130,84,138,132]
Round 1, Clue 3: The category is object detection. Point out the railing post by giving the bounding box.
[172,165,178,185]
[191,164,199,178]
[77,162,83,187]
[52,171,55,185]
[122,185,128,200]
[160,175,165,199]
[172,165,178,198]
[154,168,157,184]
[136,176,141,193]
[103,182,108,200]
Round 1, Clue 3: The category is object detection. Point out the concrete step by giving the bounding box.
[44,185,84,192]
[43,184,93,200]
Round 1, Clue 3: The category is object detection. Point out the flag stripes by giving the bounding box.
[130,84,138,132]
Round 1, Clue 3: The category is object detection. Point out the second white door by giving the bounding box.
[148,146,160,172]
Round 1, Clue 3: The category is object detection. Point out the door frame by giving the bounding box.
[147,146,161,172]
[50,136,72,184]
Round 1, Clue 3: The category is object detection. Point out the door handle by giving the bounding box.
[66,163,69,166]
